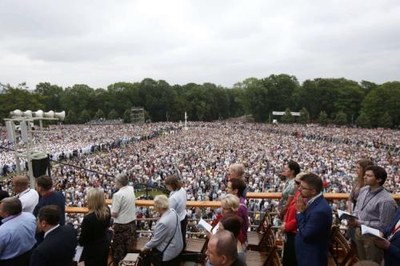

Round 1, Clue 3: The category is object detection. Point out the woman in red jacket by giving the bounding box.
[281,172,306,266]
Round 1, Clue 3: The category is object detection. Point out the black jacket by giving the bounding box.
[30,225,77,266]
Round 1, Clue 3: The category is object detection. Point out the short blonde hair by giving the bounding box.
[154,195,169,211]
[221,194,239,212]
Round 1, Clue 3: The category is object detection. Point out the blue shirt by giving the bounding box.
[0,212,37,260]
[169,188,187,221]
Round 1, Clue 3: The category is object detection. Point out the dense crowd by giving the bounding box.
[1,122,400,265]
[1,122,399,206]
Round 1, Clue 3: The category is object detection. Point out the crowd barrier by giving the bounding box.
[66,192,400,214]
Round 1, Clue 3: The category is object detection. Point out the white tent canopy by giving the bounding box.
[272,111,300,116]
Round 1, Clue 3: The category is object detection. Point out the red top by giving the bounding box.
[284,190,300,234]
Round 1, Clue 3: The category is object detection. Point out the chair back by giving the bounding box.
[329,225,359,266]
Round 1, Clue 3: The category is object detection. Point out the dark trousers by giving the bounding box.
[139,250,180,266]
[181,216,188,248]
[161,257,181,266]
[112,221,137,266]
[0,248,33,266]
[282,232,297,266]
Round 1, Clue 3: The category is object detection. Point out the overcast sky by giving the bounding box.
[1,0,399,89]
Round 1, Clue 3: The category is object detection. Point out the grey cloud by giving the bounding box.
[0,0,399,89]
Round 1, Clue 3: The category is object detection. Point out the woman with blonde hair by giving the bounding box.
[205,195,245,266]
[221,194,240,215]
[79,188,111,266]
[210,194,241,235]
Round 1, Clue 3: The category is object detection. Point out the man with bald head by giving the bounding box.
[207,230,246,266]
[12,175,39,213]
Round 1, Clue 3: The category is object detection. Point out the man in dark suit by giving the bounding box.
[0,184,9,201]
[374,208,400,266]
[30,205,77,266]
[295,173,332,266]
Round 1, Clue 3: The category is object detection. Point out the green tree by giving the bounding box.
[169,85,191,122]
[281,108,294,123]
[207,83,230,120]
[334,111,348,125]
[79,109,91,123]
[299,107,310,124]
[64,110,78,124]
[334,79,364,124]
[107,83,134,115]
[379,112,393,128]
[60,84,95,118]
[0,84,44,122]
[108,109,119,120]
[360,80,378,94]
[92,89,110,116]
[262,74,299,113]
[138,78,177,122]
[34,82,64,111]
[355,112,371,128]
[318,111,329,125]
[238,78,269,122]
[94,109,105,120]
[183,83,210,121]
[226,87,245,118]
[294,78,347,120]
[360,82,400,127]
[123,109,131,123]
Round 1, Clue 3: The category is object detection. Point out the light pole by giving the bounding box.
[4,110,65,188]
[184,112,188,130]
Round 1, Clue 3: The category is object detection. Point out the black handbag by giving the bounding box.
[149,248,163,266]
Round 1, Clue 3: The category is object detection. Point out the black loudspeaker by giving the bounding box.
[32,156,50,178]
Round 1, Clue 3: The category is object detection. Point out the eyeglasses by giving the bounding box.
[299,185,313,191]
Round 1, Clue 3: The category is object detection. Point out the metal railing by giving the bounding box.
[65,192,400,214]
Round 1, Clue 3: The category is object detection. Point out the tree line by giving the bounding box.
[1,74,399,128]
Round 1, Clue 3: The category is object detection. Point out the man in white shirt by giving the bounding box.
[12,175,39,213]
[111,173,136,266]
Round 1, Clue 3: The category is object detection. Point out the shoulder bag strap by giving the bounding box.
[161,210,179,253]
